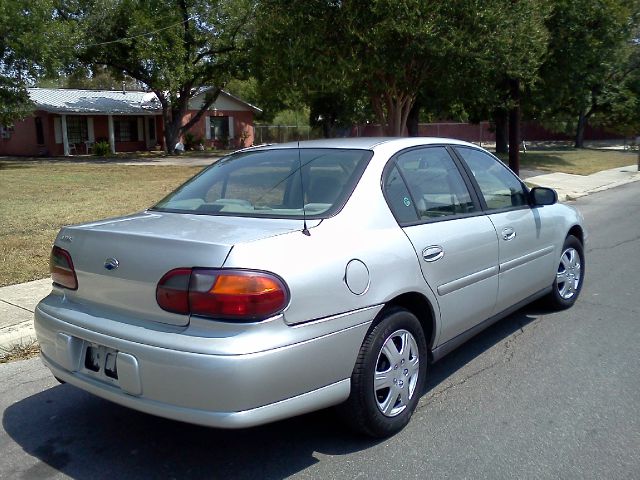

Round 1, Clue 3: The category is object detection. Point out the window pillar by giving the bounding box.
[61,114,70,156]
[108,115,116,154]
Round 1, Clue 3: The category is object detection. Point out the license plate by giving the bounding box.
[84,343,119,380]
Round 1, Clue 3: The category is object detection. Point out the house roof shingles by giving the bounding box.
[27,88,160,115]
[27,88,262,115]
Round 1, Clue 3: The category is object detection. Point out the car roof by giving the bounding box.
[250,137,480,151]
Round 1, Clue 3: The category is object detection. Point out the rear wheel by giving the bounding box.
[546,235,584,309]
[339,307,427,437]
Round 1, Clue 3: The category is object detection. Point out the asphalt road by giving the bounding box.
[1,182,639,480]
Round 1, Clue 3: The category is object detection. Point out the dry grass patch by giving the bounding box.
[498,148,636,175]
[0,340,40,364]
[0,161,202,286]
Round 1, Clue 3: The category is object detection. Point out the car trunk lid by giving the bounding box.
[56,211,305,326]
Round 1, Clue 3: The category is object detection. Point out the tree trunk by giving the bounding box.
[493,109,508,154]
[387,97,404,136]
[322,120,331,138]
[406,101,421,137]
[575,111,587,148]
[158,87,220,155]
[508,78,520,176]
[371,90,414,136]
[162,109,178,155]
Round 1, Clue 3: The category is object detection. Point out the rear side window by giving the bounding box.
[153,148,372,219]
[456,147,527,210]
[383,165,420,224]
[393,147,477,220]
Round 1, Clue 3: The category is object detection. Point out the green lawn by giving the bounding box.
[497,148,637,175]
[0,147,636,286]
[0,161,202,286]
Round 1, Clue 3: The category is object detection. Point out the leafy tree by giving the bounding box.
[591,36,640,149]
[38,66,143,91]
[308,92,369,138]
[534,0,640,148]
[0,0,73,124]
[447,0,550,172]
[256,1,464,136]
[70,0,255,153]
[256,0,549,173]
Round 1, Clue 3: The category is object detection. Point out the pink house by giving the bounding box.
[0,88,261,156]
[185,89,261,149]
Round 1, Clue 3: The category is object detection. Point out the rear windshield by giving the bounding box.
[152,148,373,219]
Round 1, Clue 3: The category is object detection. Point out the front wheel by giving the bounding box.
[339,307,427,437]
[546,235,585,309]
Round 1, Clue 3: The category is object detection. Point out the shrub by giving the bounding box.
[184,133,204,150]
[93,140,110,156]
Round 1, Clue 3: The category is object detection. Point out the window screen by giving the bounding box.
[211,116,229,141]
[66,117,88,144]
[115,118,138,142]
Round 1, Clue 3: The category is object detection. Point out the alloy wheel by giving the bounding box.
[556,247,582,300]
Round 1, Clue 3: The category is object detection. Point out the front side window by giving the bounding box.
[456,147,527,210]
[393,147,477,220]
[153,148,372,219]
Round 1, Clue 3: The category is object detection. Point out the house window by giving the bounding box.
[115,117,139,142]
[148,117,156,141]
[0,125,12,139]
[210,116,229,142]
[66,117,88,144]
[35,117,44,145]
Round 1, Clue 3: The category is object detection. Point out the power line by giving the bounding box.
[81,17,192,48]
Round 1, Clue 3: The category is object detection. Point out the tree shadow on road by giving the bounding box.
[2,304,547,479]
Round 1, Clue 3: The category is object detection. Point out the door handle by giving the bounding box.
[502,227,516,241]
[422,245,444,262]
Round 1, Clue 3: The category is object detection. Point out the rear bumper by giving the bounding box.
[34,298,378,428]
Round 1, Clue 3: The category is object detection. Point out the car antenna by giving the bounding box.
[298,138,311,236]
[289,38,309,236]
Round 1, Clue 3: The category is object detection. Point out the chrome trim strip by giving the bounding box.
[437,265,499,296]
[499,245,555,274]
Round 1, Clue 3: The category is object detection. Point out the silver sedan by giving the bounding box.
[35,138,585,437]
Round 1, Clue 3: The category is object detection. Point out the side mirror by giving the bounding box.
[530,187,557,206]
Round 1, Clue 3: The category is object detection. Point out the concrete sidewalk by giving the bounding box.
[0,279,50,351]
[525,164,640,201]
[1,163,639,353]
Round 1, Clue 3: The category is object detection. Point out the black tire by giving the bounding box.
[545,235,585,309]
[338,307,428,438]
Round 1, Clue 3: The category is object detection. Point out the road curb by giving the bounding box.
[524,165,640,202]
[0,320,37,352]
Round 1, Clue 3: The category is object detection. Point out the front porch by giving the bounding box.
[52,114,164,156]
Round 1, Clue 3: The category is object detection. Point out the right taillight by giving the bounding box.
[50,246,78,290]
[156,268,289,321]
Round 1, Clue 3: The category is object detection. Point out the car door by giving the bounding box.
[383,146,500,345]
[454,147,559,314]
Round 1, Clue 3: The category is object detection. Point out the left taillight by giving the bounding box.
[50,246,78,290]
[156,268,289,321]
